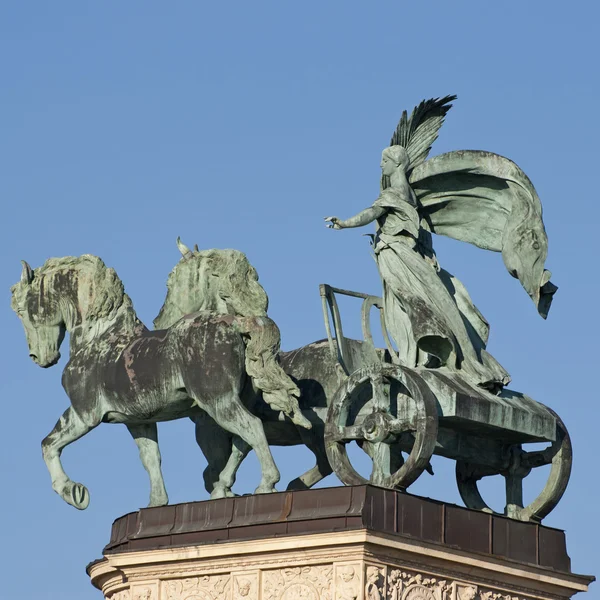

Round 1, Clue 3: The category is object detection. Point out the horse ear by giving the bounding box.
[20,260,33,284]
[193,244,199,252]
[176,237,192,259]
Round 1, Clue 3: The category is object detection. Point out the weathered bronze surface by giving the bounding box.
[11,252,309,509]
[11,96,571,525]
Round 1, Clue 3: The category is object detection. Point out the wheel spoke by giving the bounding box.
[388,414,419,434]
[369,441,391,486]
[521,447,553,469]
[329,424,364,442]
[370,374,389,411]
[325,365,439,493]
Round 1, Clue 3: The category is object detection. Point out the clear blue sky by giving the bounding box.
[1,2,598,598]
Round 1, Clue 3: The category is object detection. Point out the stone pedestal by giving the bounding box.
[88,486,593,600]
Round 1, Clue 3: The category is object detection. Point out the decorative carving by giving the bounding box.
[387,570,452,600]
[479,592,529,600]
[365,566,384,600]
[99,562,551,600]
[263,566,332,600]
[234,573,258,600]
[163,575,231,600]
[335,564,360,600]
[457,586,478,600]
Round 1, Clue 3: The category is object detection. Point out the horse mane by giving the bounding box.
[27,255,128,321]
[157,248,300,414]
[201,249,268,317]
[156,249,268,329]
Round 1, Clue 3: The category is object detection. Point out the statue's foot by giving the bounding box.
[54,479,90,510]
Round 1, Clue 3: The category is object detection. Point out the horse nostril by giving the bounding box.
[29,353,38,362]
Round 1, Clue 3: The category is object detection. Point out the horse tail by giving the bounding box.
[235,316,311,430]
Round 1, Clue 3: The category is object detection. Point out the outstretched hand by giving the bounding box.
[324,216,343,230]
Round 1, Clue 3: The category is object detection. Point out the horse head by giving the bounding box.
[11,255,130,367]
[11,260,66,367]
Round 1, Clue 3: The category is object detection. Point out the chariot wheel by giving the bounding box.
[456,407,572,523]
[325,364,438,490]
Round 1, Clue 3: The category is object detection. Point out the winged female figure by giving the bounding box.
[326,96,556,391]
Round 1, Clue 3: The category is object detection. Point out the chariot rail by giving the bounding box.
[319,283,398,375]
[318,282,571,523]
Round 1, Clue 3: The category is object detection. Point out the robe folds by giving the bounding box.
[370,150,556,389]
[373,187,510,389]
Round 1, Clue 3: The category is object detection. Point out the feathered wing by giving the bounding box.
[391,95,457,170]
[382,95,456,190]
[409,150,557,318]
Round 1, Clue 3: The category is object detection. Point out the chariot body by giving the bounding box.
[319,284,571,523]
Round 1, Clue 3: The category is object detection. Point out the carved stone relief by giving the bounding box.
[134,588,153,600]
[335,563,361,600]
[456,585,478,600]
[162,575,231,600]
[106,560,541,600]
[263,566,332,600]
[479,591,529,600]
[387,570,451,600]
[365,566,384,600]
[234,572,259,600]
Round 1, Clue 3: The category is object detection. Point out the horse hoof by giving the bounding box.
[286,478,310,491]
[254,485,277,494]
[68,482,90,510]
[210,486,229,499]
[148,496,169,508]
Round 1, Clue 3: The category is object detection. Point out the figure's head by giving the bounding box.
[462,587,477,600]
[366,566,380,584]
[11,261,65,367]
[340,566,355,582]
[381,145,410,176]
[154,240,269,329]
[237,579,251,596]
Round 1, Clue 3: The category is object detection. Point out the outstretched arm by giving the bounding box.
[325,206,386,230]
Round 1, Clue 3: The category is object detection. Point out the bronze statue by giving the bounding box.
[11,97,571,523]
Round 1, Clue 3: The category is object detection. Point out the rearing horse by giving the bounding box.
[11,255,308,509]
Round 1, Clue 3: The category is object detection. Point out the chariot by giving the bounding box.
[320,284,571,523]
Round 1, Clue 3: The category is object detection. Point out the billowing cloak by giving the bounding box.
[409,150,557,318]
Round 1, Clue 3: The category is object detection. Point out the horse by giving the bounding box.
[11,255,309,509]
[154,241,394,495]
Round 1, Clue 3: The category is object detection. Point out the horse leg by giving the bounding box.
[210,436,251,499]
[287,437,332,491]
[205,394,280,495]
[192,411,236,496]
[41,406,98,510]
[126,423,168,507]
